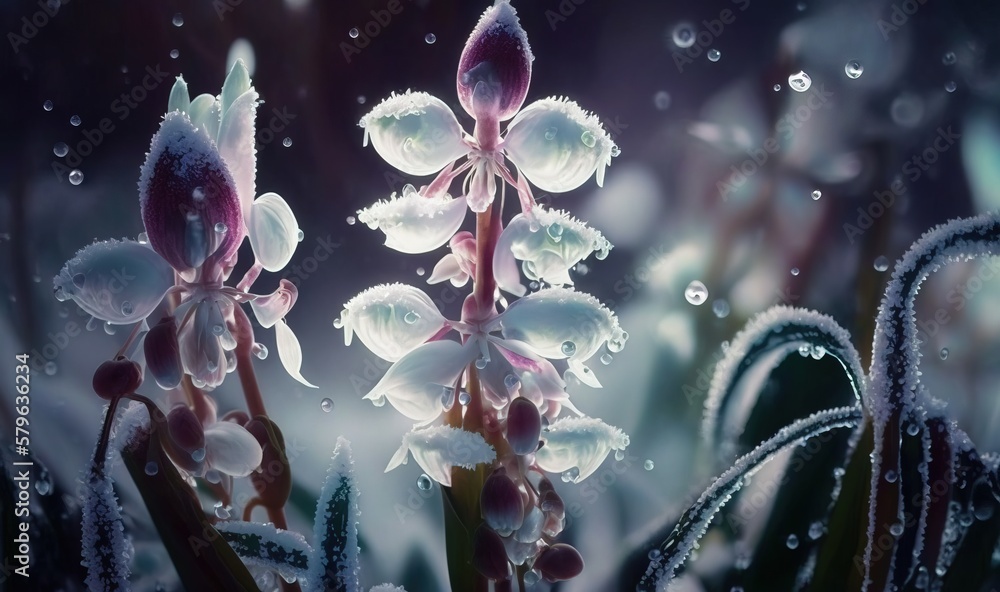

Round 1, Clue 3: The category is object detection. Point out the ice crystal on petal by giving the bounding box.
[360,91,470,176]
[54,239,174,324]
[363,340,475,422]
[386,425,496,487]
[534,417,629,483]
[504,97,618,193]
[339,283,450,361]
[357,185,468,254]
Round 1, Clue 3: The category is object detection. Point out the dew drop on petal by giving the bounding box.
[644,459,655,471]
[104,322,117,335]
[35,478,51,495]
[561,341,577,356]
[811,190,822,200]
[786,534,799,549]
[425,33,436,44]
[712,299,730,318]
[942,51,957,65]
[69,169,84,185]
[684,280,708,305]
[580,130,596,148]
[504,374,520,391]
[907,423,920,436]
[458,391,471,405]
[70,114,81,126]
[890,522,904,536]
[53,142,69,157]
[214,501,231,519]
[253,343,269,360]
[144,461,159,476]
[874,256,889,272]
[939,348,949,360]
[707,49,721,62]
[172,12,184,26]
[653,91,671,111]
[844,60,863,79]
[191,448,206,462]
[788,71,812,92]
[808,521,824,540]
[349,27,359,38]
[614,449,625,461]
[43,100,53,111]
[417,474,433,490]
[671,23,695,48]
[476,357,488,370]
[321,398,334,412]
[214,222,227,234]
[884,469,898,483]
[404,311,421,324]
[296,229,304,242]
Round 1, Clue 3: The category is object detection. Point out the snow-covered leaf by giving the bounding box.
[308,437,361,592]
[216,521,312,582]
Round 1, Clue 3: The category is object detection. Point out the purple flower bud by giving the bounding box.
[457,0,532,122]
[167,404,205,452]
[472,524,512,581]
[92,356,142,400]
[144,316,182,389]
[506,397,542,455]
[139,112,244,276]
[533,543,584,582]
[481,469,525,536]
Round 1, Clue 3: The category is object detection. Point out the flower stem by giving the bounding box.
[90,396,121,477]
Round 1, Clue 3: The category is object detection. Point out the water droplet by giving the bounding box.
[613,449,625,461]
[711,299,731,319]
[104,322,117,335]
[476,357,488,370]
[811,189,822,200]
[786,534,799,549]
[561,341,577,356]
[944,80,957,93]
[172,12,184,26]
[416,267,425,277]
[43,99,53,111]
[35,478,51,495]
[707,48,721,62]
[580,130,596,148]
[70,114,81,126]
[349,27,359,38]
[404,311,421,324]
[504,374,521,390]
[169,49,179,59]
[345,215,357,226]
[808,521,824,540]
[214,222,227,234]
[791,267,800,276]
[357,95,366,104]
[192,186,205,201]
[773,83,781,91]
[874,256,889,272]
[939,348,949,360]
[942,51,957,65]
[425,33,436,44]
[191,447,206,462]
[144,462,159,476]
[600,353,613,365]
[671,23,695,48]
[890,522,904,536]
[647,548,661,560]
[884,469,898,483]
[53,142,69,157]
[684,280,708,305]
[44,361,57,376]
[372,395,386,407]
[417,474,433,490]
[277,136,292,148]
[844,60,864,79]
[561,467,580,483]
[215,502,231,519]
[610,144,621,157]
[458,391,471,406]
[653,91,671,111]
[68,169,84,185]
[906,423,920,436]
[205,470,221,484]
[644,459,655,471]
[296,229,304,242]
[253,343,268,360]
[788,71,812,92]
[546,223,564,241]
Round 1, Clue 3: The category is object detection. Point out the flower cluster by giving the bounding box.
[340,0,626,585]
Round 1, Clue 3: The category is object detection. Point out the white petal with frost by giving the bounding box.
[504,97,618,193]
[364,340,475,422]
[360,91,471,176]
[339,283,449,361]
[188,93,222,140]
[217,87,259,220]
[168,76,190,114]
[203,421,263,477]
[247,192,299,272]
[54,239,174,324]
[386,425,496,486]
[275,319,317,388]
[357,184,467,254]
[220,59,251,120]
[535,417,629,483]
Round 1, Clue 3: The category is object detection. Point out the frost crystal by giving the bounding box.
[534,416,629,483]
[386,425,496,486]
[309,437,361,592]
[216,521,312,582]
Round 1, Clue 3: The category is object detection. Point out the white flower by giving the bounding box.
[534,417,629,483]
[338,283,450,362]
[202,420,264,477]
[357,185,468,254]
[386,425,496,486]
[494,207,612,296]
[496,287,626,387]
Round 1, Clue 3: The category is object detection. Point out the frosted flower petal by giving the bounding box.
[360,91,471,176]
[504,97,618,193]
[357,185,468,254]
[535,417,629,483]
[457,0,533,121]
[339,283,449,362]
[187,93,222,140]
[203,421,263,477]
[217,85,259,222]
[386,425,496,486]
[247,192,299,272]
[54,239,174,324]
[364,340,475,422]
[167,75,190,114]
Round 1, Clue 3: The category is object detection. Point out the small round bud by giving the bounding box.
[92,356,142,400]
[506,397,542,455]
[481,469,525,536]
[533,543,584,582]
[472,524,512,581]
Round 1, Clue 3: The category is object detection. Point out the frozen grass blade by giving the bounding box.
[307,437,361,592]
[80,471,130,592]
[217,520,313,582]
[638,405,863,590]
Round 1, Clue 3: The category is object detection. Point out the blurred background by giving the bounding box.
[3,0,1000,590]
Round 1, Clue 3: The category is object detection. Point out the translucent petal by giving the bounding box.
[188,93,222,140]
[364,340,475,422]
[167,76,190,114]
[203,421,263,477]
[357,185,468,254]
[386,425,496,487]
[217,88,259,220]
[178,298,228,389]
[429,231,476,285]
[428,254,465,286]
[535,417,629,483]
[220,59,251,120]
[274,319,316,388]
[247,192,299,272]
[504,97,619,193]
[53,239,174,324]
[360,91,471,176]
[250,279,298,329]
[498,287,624,366]
[339,283,449,361]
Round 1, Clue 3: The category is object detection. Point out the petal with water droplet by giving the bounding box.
[188,93,221,140]
[250,279,298,329]
[364,340,475,422]
[248,192,299,272]
[357,186,467,254]
[535,417,629,483]
[339,283,449,361]
[386,425,495,486]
